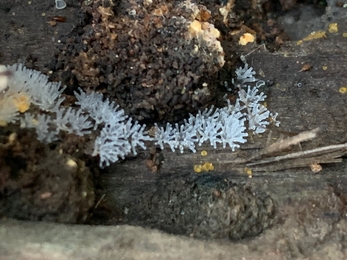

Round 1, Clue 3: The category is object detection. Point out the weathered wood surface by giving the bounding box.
[103,33,347,207]
[0,0,84,71]
[94,25,347,259]
[1,0,347,259]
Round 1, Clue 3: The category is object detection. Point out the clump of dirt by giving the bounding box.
[0,127,95,223]
[123,173,276,240]
[52,0,226,123]
[49,0,294,126]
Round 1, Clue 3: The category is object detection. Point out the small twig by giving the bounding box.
[261,127,319,156]
[240,43,267,63]
[247,142,347,168]
[249,157,343,172]
[94,193,106,210]
[219,128,347,172]
[247,128,319,162]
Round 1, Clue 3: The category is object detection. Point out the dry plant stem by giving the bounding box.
[220,129,347,172]
[247,142,347,168]
[248,158,343,172]
[260,127,320,156]
[239,127,320,163]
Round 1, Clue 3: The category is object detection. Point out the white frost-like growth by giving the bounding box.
[54,107,93,135]
[74,88,151,166]
[74,88,127,129]
[0,64,66,123]
[93,118,151,167]
[153,64,279,152]
[1,63,279,168]
[0,65,9,92]
[238,80,270,134]
[6,64,66,111]
[154,101,249,153]
[234,63,257,84]
[20,113,60,143]
[219,106,248,150]
[154,122,199,153]
[0,98,19,123]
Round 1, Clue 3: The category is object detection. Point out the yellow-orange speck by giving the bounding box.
[194,164,202,173]
[244,167,252,176]
[0,120,7,127]
[239,33,255,45]
[13,93,30,113]
[201,150,208,156]
[339,87,347,94]
[328,23,338,33]
[297,31,326,45]
[202,162,214,171]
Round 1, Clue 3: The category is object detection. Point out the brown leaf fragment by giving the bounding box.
[299,63,312,72]
[310,163,322,173]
